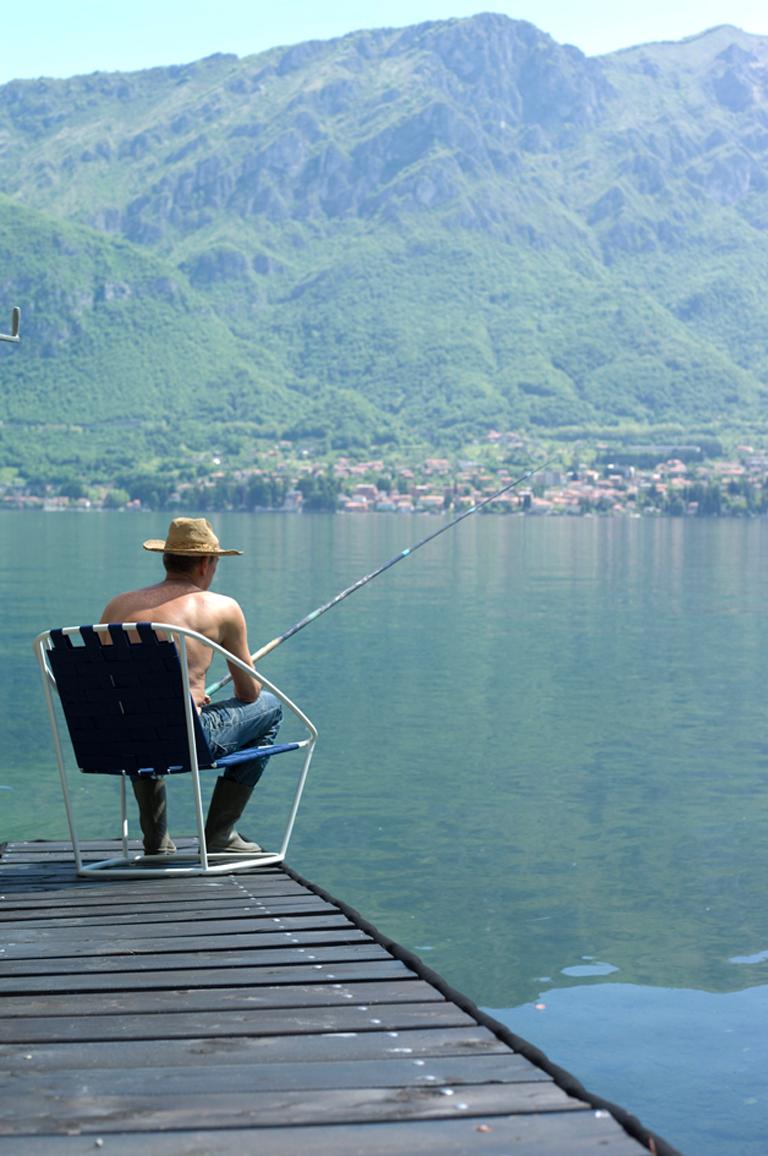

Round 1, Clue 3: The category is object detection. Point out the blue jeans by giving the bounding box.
[199,693,283,787]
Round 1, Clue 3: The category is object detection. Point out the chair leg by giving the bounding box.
[131,778,177,855]
[205,777,262,853]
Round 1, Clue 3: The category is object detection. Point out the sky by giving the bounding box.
[2,0,768,85]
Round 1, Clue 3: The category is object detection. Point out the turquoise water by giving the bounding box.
[3,509,768,1154]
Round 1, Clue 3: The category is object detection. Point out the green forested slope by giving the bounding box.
[1,15,767,481]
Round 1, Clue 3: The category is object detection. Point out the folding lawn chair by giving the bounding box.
[33,622,317,877]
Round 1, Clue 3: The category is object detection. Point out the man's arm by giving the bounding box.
[219,598,261,703]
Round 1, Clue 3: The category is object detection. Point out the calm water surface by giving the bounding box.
[3,509,768,1155]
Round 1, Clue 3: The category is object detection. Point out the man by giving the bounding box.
[100,517,282,856]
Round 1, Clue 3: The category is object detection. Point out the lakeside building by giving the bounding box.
[4,445,768,517]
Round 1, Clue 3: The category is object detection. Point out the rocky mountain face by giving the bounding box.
[0,17,614,243]
[1,14,768,472]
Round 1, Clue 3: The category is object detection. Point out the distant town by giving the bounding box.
[4,432,768,517]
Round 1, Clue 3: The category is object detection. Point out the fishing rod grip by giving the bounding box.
[250,635,282,664]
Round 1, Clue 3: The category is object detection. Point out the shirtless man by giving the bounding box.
[100,517,282,856]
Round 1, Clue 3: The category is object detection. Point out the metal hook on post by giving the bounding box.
[0,307,21,343]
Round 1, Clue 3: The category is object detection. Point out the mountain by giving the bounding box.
[1,14,768,484]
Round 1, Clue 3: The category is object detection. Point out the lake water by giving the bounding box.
[3,509,768,1155]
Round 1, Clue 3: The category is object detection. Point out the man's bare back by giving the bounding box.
[100,573,260,707]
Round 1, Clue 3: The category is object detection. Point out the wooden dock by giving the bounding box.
[0,840,673,1154]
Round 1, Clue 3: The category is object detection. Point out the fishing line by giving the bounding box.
[207,456,551,695]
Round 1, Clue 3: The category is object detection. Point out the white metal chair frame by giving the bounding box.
[33,622,318,878]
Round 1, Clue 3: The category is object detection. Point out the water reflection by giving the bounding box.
[3,511,768,1154]
[491,980,768,1156]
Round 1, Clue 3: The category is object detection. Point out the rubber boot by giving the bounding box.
[131,777,176,855]
[204,777,262,854]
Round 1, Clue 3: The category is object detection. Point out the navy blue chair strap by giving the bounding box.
[47,624,215,776]
[45,624,299,780]
[80,625,102,651]
[106,623,132,649]
[136,622,160,644]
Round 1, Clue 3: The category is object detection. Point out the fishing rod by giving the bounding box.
[207,457,551,696]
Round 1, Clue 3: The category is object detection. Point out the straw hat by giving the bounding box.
[143,517,242,556]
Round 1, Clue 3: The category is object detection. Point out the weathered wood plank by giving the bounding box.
[0,896,335,929]
[0,880,247,898]
[0,865,77,881]
[0,884,324,906]
[0,1026,508,1070]
[0,1000,475,1043]
[0,887,314,915]
[0,927,369,961]
[0,883,309,909]
[0,942,387,976]
[0,1081,586,1134]
[0,1052,549,1097]
[0,912,353,944]
[0,869,280,890]
[0,1114,651,1155]
[0,843,199,855]
[0,977,439,1018]
[0,958,410,995]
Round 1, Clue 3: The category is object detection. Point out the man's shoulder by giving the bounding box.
[200,589,245,619]
[100,585,146,621]
[102,580,173,613]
